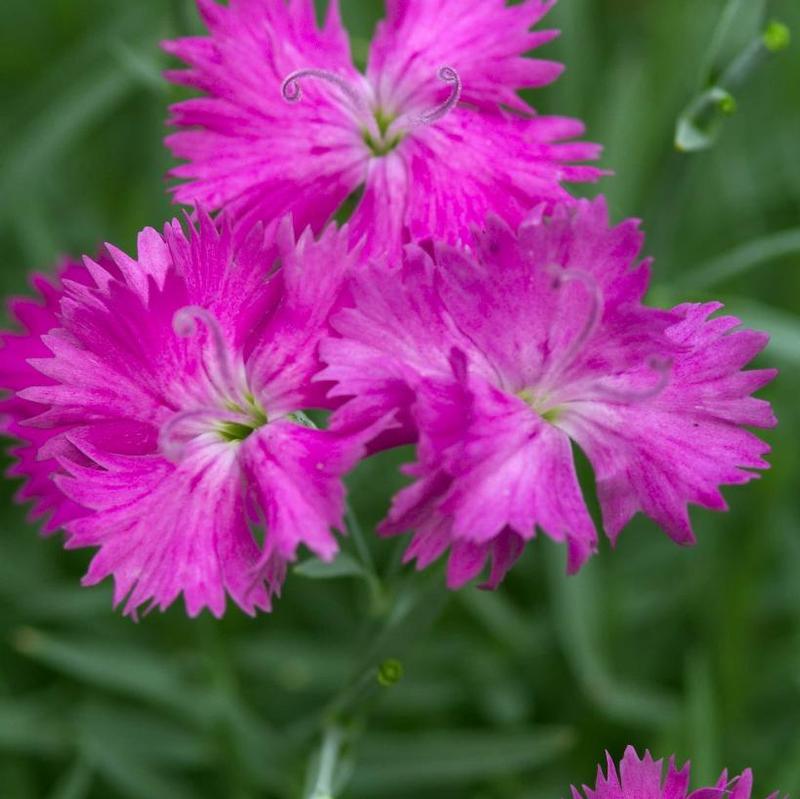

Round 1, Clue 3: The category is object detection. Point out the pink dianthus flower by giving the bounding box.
[572,747,781,799]
[320,198,777,589]
[163,0,601,257]
[0,259,93,533]
[0,215,376,617]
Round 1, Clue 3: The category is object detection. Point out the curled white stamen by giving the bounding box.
[416,66,463,126]
[547,266,605,379]
[596,356,673,404]
[158,408,227,462]
[173,306,238,399]
[281,68,364,108]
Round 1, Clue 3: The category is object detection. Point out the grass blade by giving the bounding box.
[687,229,800,290]
[350,727,573,793]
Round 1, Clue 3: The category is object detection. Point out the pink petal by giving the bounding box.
[163,0,367,238]
[240,415,386,565]
[58,440,273,618]
[247,223,357,412]
[562,303,776,546]
[368,0,561,112]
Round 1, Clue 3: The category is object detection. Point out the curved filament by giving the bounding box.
[173,305,238,398]
[158,408,226,462]
[548,267,604,379]
[596,357,673,404]
[281,68,363,109]
[416,66,463,126]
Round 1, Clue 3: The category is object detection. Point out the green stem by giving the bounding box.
[345,505,376,576]
[306,724,345,799]
[300,564,450,797]
[675,10,790,152]
[325,664,383,723]
[385,535,410,579]
[198,620,257,799]
[345,504,389,615]
[718,37,766,87]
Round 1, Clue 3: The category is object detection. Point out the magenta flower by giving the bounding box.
[572,747,780,799]
[321,198,777,589]
[0,259,93,534]
[163,0,602,257]
[0,216,375,617]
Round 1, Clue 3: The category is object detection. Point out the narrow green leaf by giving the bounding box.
[458,588,548,656]
[77,703,209,768]
[350,728,573,793]
[0,698,66,756]
[675,0,788,152]
[77,706,200,799]
[687,228,800,289]
[84,745,196,799]
[380,676,464,716]
[12,629,202,721]
[192,618,285,795]
[546,545,680,727]
[47,759,93,799]
[0,69,134,214]
[234,633,352,692]
[108,39,168,94]
[295,553,366,580]
[0,7,149,148]
[773,734,800,797]
[697,0,766,87]
[685,653,720,786]
[7,583,112,622]
[718,298,800,364]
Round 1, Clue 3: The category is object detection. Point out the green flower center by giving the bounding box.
[517,389,562,425]
[216,402,317,443]
[363,109,404,157]
[217,395,268,442]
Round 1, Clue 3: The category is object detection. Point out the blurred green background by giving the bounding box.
[1,1,798,797]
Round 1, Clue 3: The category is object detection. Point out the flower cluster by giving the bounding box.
[573,747,780,799]
[0,0,775,618]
